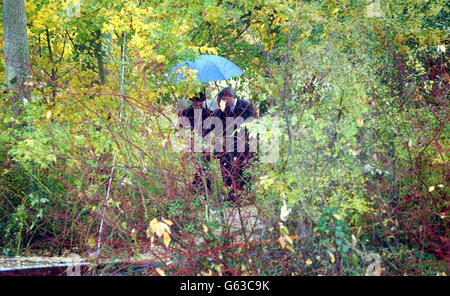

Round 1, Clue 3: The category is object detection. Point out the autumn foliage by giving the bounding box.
[0,0,448,275]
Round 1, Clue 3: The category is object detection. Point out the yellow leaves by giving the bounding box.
[243,30,260,45]
[101,2,161,52]
[202,223,208,234]
[146,218,173,247]
[394,34,404,46]
[202,9,210,22]
[279,233,293,247]
[285,245,295,253]
[163,232,171,247]
[200,270,212,276]
[145,225,152,239]
[279,236,286,249]
[278,223,295,253]
[155,268,166,276]
[298,32,308,42]
[429,184,444,194]
[278,236,295,253]
[149,218,170,237]
[87,237,96,248]
[332,213,343,221]
[279,222,289,236]
[204,46,218,55]
[178,23,190,35]
[429,184,445,192]
[201,6,222,23]
[130,35,151,53]
[357,116,364,127]
[258,174,276,191]
[190,45,218,56]
[46,110,52,120]
[155,55,167,64]
[328,251,335,263]
[29,1,61,31]
[177,67,199,82]
[282,26,290,34]
[285,235,293,246]
[103,8,132,34]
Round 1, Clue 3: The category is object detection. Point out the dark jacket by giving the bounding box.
[178,105,212,135]
[208,98,258,159]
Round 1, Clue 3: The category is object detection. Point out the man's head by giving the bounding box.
[218,87,236,110]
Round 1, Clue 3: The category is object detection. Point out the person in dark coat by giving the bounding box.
[178,90,211,134]
[208,87,258,205]
[177,90,212,194]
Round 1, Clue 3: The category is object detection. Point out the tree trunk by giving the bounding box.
[2,0,31,114]
[94,29,106,85]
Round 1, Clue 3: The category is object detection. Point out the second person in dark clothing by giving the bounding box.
[177,90,212,194]
[208,87,258,205]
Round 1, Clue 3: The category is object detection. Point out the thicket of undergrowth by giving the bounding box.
[0,0,448,275]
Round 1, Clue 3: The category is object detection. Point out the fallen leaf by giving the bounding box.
[280,199,291,222]
[87,237,96,248]
[285,235,293,246]
[200,270,212,276]
[163,232,171,247]
[333,214,343,220]
[202,224,208,233]
[285,245,295,253]
[164,232,170,247]
[155,268,165,276]
[145,227,153,239]
[149,218,159,231]
[357,117,364,127]
[151,219,171,237]
[328,251,335,263]
[279,236,286,249]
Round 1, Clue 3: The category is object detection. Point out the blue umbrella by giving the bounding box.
[171,54,244,83]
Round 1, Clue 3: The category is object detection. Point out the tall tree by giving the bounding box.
[2,0,30,113]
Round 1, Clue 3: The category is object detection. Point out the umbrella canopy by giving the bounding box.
[171,54,244,83]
